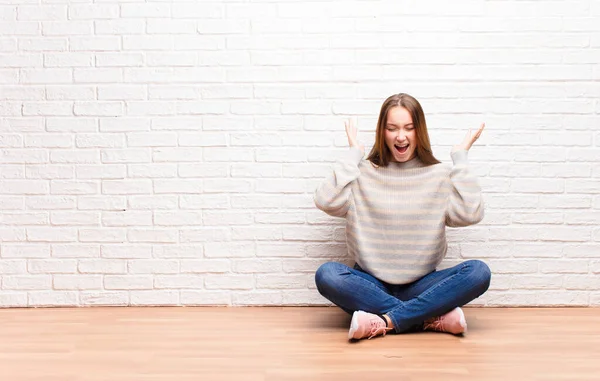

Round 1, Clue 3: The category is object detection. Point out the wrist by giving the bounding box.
[451,149,469,165]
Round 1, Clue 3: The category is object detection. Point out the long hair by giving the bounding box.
[366,93,440,167]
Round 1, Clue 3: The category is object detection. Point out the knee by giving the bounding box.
[315,262,346,295]
[465,260,492,292]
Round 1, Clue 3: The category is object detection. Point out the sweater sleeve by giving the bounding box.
[313,147,364,218]
[445,150,485,227]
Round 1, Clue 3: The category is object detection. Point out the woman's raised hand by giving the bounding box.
[452,123,485,153]
[345,118,364,154]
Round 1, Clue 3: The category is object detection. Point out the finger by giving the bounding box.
[464,128,472,143]
[476,122,485,136]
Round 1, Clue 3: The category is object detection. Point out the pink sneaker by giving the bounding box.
[348,311,392,340]
[423,307,467,335]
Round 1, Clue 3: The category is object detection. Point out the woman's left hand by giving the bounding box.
[452,123,485,153]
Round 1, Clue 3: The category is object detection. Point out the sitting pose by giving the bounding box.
[313,93,491,340]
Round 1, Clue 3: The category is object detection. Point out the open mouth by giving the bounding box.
[394,144,409,154]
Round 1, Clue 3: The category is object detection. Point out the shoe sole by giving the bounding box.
[456,307,468,333]
[348,311,361,340]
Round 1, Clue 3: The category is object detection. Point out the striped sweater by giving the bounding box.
[314,147,484,285]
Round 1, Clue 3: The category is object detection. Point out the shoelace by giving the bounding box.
[367,319,391,339]
[423,317,444,332]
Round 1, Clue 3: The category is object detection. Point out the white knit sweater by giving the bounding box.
[314,147,484,284]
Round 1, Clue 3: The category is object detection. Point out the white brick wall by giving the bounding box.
[1,0,599,308]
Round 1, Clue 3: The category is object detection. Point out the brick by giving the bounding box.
[101,245,151,259]
[203,179,251,193]
[232,227,282,241]
[203,211,253,226]
[74,102,123,117]
[104,275,152,290]
[95,20,145,35]
[50,211,99,226]
[128,164,177,178]
[80,292,128,306]
[78,196,126,211]
[153,179,202,194]
[282,290,330,306]
[153,148,203,163]
[128,260,179,274]
[255,212,305,224]
[256,275,306,289]
[204,242,254,258]
[42,21,91,36]
[0,260,26,274]
[181,291,230,306]
[0,212,48,225]
[46,118,96,132]
[130,291,179,306]
[102,211,152,226]
[95,53,144,67]
[22,101,72,115]
[68,5,118,19]
[231,291,282,306]
[52,244,99,258]
[127,196,178,210]
[128,133,178,147]
[78,228,126,243]
[127,229,177,243]
[74,68,122,82]
[154,275,203,289]
[179,195,228,209]
[51,180,97,195]
[17,5,66,21]
[100,118,149,132]
[22,163,68,181]
[78,259,126,274]
[75,164,125,179]
[181,259,230,273]
[28,291,77,307]
[180,228,230,243]
[98,86,146,101]
[153,245,203,258]
[154,211,203,226]
[71,37,120,52]
[44,54,92,68]
[101,180,152,195]
[0,293,27,307]
[539,260,588,274]
[231,259,280,274]
[46,86,94,100]
[3,275,51,290]
[27,227,76,242]
[205,274,253,290]
[53,275,102,290]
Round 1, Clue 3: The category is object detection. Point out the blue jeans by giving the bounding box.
[315,260,491,333]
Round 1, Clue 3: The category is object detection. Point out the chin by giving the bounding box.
[394,151,416,163]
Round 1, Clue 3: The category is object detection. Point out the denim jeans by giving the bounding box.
[315,260,491,333]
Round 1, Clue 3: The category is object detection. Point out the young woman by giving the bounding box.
[313,93,491,340]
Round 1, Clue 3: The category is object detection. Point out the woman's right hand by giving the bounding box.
[344,118,364,154]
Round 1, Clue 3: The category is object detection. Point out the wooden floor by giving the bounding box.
[0,307,599,381]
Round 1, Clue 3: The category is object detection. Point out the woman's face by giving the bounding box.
[384,106,417,162]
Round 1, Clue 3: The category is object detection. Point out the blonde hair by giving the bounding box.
[367,93,440,167]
